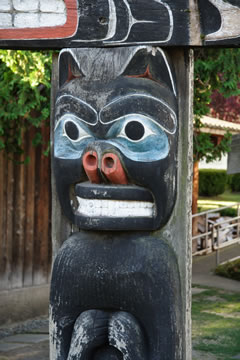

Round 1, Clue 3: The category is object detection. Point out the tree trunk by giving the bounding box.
[192,160,199,253]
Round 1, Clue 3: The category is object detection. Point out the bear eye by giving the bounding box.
[64,120,80,141]
[124,121,145,141]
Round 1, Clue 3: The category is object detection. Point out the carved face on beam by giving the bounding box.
[53,47,178,230]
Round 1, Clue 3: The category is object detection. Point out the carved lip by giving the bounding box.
[75,182,153,202]
[74,182,155,218]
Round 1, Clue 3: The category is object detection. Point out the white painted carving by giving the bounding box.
[76,198,155,218]
[0,13,12,27]
[14,13,39,28]
[55,96,98,127]
[105,0,173,45]
[0,0,67,29]
[99,95,177,135]
[0,0,12,11]
[55,94,177,135]
[39,13,66,27]
[157,48,177,96]
[13,0,38,12]
[206,0,240,41]
[105,0,117,40]
[73,0,173,44]
[40,0,66,13]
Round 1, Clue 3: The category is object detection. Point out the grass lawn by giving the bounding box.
[198,190,240,212]
[192,286,240,360]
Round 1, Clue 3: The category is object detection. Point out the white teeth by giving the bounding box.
[0,0,67,29]
[76,197,154,218]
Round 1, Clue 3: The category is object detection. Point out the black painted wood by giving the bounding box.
[50,232,182,359]
[53,47,178,231]
[200,0,240,45]
[49,46,190,359]
[1,0,240,48]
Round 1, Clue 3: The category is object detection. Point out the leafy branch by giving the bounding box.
[193,48,240,163]
[0,50,52,157]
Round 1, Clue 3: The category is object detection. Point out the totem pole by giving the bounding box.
[50,46,184,360]
[1,0,240,359]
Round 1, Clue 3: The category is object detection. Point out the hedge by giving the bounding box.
[215,258,240,281]
[230,173,240,192]
[199,169,227,196]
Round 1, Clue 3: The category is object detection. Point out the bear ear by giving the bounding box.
[59,49,84,88]
[123,48,177,97]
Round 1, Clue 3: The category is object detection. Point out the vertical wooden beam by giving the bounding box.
[51,53,72,260]
[0,151,7,290]
[6,155,14,290]
[23,127,36,287]
[33,125,51,285]
[171,48,193,360]
[11,152,25,289]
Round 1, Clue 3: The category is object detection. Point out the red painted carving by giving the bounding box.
[0,0,78,40]
[101,153,128,185]
[127,65,154,81]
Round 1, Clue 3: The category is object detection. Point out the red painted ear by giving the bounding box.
[67,62,78,83]
[126,65,154,81]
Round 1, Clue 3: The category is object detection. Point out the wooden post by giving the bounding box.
[49,46,193,360]
[1,1,240,359]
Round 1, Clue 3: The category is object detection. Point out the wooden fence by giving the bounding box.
[0,125,52,291]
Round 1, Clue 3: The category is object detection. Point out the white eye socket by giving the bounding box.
[63,119,90,142]
[64,120,79,140]
[119,120,155,142]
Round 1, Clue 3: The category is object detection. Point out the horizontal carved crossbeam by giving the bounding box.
[0,0,240,48]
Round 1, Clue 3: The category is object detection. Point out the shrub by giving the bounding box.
[199,169,227,196]
[219,208,237,217]
[215,258,240,281]
[230,173,240,192]
[227,174,233,187]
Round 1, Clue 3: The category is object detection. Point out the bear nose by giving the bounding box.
[101,153,128,185]
[82,151,128,185]
[82,151,100,184]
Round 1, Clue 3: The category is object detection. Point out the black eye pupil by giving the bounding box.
[125,121,145,141]
[65,121,79,140]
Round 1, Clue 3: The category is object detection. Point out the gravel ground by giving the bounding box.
[0,316,49,340]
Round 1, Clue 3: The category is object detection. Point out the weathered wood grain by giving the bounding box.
[0,127,52,291]
[23,128,36,287]
[11,150,25,289]
[50,46,193,359]
[5,157,14,290]
[51,53,73,259]
[0,0,240,48]
[33,126,51,286]
[0,152,7,290]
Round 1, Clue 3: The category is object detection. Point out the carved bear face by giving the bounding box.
[53,47,178,231]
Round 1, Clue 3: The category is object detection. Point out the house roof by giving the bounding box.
[197,116,240,136]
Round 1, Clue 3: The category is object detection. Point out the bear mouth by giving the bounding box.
[74,182,155,218]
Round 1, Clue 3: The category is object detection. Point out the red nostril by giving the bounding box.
[85,154,98,167]
[103,156,115,169]
[102,153,128,185]
[83,151,100,183]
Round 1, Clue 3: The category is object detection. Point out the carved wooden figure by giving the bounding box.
[1,0,240,359]
[50,46,186,360]
[1,0,240,48]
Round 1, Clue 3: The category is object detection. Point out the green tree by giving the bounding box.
[0,50,52,160]
[192,48,240,246]
[193,48,240,220]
